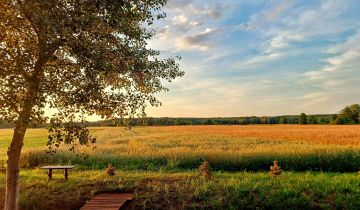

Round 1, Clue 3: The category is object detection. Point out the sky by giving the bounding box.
[141,0,360,117]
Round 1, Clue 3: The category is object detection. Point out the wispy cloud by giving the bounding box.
[232,53,282,69]
[149,0,230,53]
[145,0,360,117]
[189,3,224,19]
[175,28,218,51]
[172,15,201,33]
[237,0,295,31]
[305,32,360,80]
[165,0,194,9]
[265,0,294,21]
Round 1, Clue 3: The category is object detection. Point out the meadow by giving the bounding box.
[15,125,360,172]
[1,125,360,209]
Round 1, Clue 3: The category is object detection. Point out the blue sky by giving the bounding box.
[145,0,360,117]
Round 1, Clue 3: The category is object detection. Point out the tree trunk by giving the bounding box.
[4,125,28,210]
[4,92,39,210]
[4,65,44,210]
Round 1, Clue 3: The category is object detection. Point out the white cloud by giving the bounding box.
[265,0,294,21]
[295,92,331,110]
[265,31,304,53]
[165,0,194,9]
[189,3,224,19]
[175,28,218,51]
[325,32,360,54]
[149,0,231,53]
[305,32,360,80]
[157,25,170,40]
[237,0,295,31]
[172,15,201,32]
[300,30,360,111]
[232,53,281,69]
[233,0,359,73]
[147,0,360,117]
[322,80,345,88]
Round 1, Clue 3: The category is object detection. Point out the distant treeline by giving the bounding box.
[89,104,360,127]
[1,104,359,128]
[91,114,335,127]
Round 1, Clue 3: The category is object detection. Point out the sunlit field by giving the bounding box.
[3,125,359,172]
[1,125,360,209]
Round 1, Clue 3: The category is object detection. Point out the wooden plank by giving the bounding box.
[91,193,134,200]
[40,165,75,169]
[80,193,134,210]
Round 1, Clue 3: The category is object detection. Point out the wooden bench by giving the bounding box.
[40,165,75,180]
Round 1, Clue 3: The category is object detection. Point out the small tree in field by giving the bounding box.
[0,1,183,209]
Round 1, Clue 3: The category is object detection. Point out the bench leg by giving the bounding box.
[48,169,52,180]
[64,169,68,180]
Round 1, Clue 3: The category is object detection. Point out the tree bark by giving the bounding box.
[4,122,30,210]
[4,63,44,210]
[4,98,37,210]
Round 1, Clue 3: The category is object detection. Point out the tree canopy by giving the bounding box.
[298,113,307,124]
[0,1,183,209]
[0,0,183,125]
[336,104,360,124]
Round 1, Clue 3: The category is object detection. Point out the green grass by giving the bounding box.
[20,148,360,172]
[1,170,360,210]
[0,129,49,162]
[1,127,360,209]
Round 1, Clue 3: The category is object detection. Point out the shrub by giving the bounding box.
[104,164,116,176]
[269,160,282,177]
[199,160,212,179]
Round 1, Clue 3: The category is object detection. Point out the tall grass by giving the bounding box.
[20,148,360,172]
[9,126,359,172]
[2,170,359,210]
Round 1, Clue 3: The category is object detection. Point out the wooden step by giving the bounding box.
[80,193,134,210]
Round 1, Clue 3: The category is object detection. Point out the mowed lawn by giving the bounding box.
[0,125,360,209]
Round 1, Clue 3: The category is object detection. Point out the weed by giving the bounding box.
[199,160,212,179]
[104,164,116,177]
[270,160,282,177]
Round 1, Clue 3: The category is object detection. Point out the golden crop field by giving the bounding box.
[1,125,357,172]
[88,125,360,160]
[1,125,360,209]
[151,125,360,145]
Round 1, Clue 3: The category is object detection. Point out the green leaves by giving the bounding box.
[47,113,96,153]
[1,0,184,126]
[336,104,360,124]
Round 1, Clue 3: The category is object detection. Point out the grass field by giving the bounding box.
[1,125,360,209]
[12,125,360,172]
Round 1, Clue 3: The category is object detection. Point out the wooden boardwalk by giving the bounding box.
[80,193,134,210]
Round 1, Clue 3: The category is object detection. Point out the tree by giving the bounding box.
[260,117,269,124]
[308,115,318,124]
[239,117,250,125]
[279,117,287,124]
[269,117,280,124]
[299,113,308,124]
[204,119,216,125]
[250,117,260,124]
[349,104,360,123]
[0,1,183,209]
[336,104,360,124]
